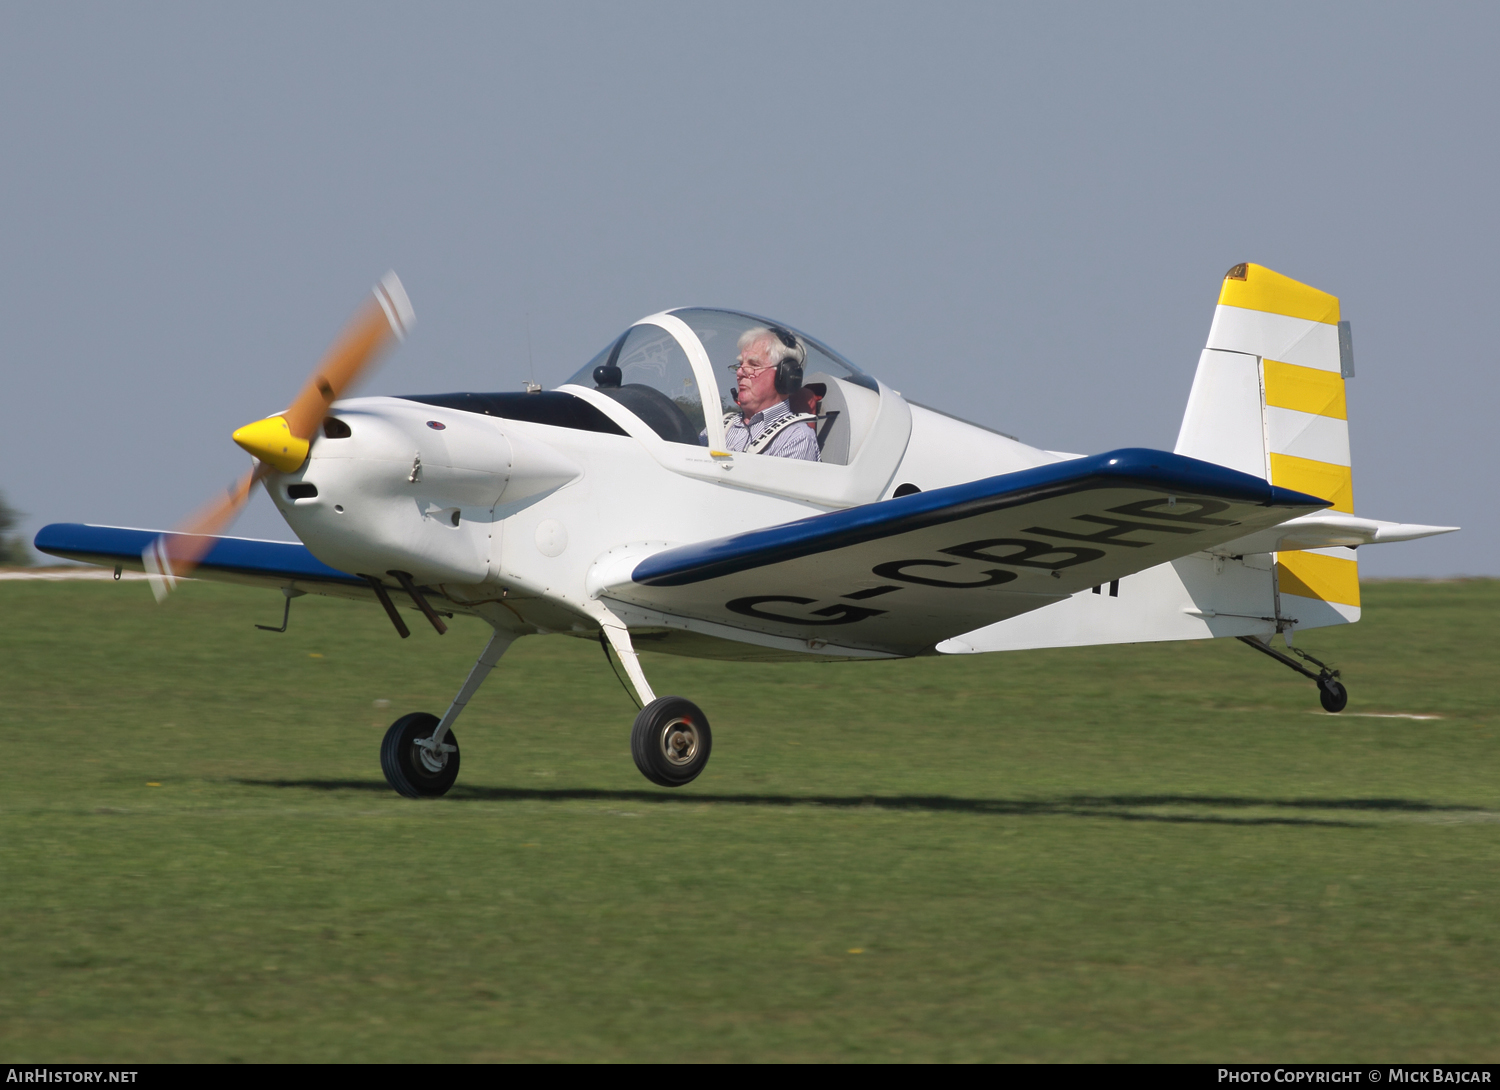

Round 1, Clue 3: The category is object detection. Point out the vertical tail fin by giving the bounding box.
[1175,263,1359,628]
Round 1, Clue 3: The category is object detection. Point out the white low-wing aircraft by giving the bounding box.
[37,263,1456,797]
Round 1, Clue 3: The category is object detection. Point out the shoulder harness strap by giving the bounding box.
[746,413,819,454]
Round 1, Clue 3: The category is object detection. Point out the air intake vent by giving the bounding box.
[288,483,319,500]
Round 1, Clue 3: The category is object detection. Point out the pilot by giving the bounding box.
[713,326,821,461]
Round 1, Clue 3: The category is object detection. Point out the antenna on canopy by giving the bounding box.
[524,310,540,394]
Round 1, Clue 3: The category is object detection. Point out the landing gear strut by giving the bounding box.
[380,629,515,798]
[596,612,714,787]
[377,609,716,796]
[1237,635,1348,713]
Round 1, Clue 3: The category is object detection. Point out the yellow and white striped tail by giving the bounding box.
[1176,262,1360,625]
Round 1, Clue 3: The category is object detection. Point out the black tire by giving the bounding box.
[631,696,711,787]
[1318,678,1349,714]
[381,712,460,798]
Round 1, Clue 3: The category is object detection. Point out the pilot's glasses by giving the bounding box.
[730,359,775,376]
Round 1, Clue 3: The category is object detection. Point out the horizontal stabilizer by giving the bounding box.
[597,448,1329,657]
[1209,513,1460,556]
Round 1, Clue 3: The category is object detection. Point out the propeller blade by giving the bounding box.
[231,271,414,471]
[145,271,415,601]
[141,465,266,601]
[283,270,414,442]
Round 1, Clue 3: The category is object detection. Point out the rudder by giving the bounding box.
[1174,262,1359,628]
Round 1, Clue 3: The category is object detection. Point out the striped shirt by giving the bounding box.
[709,400,821,461]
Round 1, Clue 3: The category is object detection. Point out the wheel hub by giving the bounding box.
[416,738,450,774]
[661,718,699,766]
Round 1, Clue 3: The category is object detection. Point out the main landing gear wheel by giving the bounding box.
[381,712,460,798]
[1318,677,1349,714]
[631,696,712,787]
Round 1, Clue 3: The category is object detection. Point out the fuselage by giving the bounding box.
[267,375,1069,649]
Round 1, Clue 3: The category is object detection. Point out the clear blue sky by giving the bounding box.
[3,2,1493,575]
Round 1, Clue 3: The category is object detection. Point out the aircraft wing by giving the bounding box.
[595,448,1330,656]
[34,523,369,598]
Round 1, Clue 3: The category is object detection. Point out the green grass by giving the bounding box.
[1,577,1497,1062]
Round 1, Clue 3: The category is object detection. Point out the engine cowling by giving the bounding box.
[268,397,580,584]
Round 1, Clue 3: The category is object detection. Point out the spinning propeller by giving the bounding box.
[142,271,415,600]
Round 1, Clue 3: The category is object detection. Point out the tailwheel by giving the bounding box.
[1318,677,1349,714]
[631,696,712,787]
[381,712,460,798]
[1237,636,1349,714]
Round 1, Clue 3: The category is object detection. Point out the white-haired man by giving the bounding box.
[713,326,820,461]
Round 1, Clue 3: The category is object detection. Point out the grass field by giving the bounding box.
[1,576,1496,1062]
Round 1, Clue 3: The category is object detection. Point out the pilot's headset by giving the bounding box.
[767,325,806,397]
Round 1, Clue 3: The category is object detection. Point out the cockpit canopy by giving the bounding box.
[563,308,878,460]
